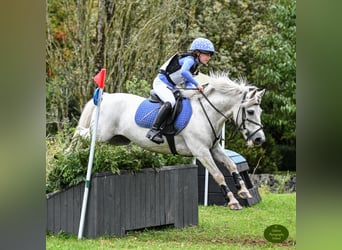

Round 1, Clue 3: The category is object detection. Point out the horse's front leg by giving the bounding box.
[211,146,252,200]
[196,152,242,210]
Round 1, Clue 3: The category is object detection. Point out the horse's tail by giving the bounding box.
[66,99,95,152]
[77,99,96,129]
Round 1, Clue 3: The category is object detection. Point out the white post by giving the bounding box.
[204,167,209,206]
[221,123,225,148]
[77,88,103,239]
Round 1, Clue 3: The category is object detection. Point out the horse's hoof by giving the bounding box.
[238,191,252,199]
[228,203,243,210]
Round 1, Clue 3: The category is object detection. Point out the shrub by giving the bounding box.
[46,133,192,193]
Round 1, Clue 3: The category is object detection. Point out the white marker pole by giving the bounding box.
[78,69,106,239]
[221,123,225,148]
[204,166,209,206]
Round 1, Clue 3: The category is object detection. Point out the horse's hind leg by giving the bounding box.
[196,152,242,210]
[210,146,252,199]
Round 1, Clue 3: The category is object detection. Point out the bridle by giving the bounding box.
[197,89,263,145]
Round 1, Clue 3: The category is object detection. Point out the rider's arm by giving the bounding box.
[179,57,201,88]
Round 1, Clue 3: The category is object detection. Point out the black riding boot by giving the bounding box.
[146,102,172,144]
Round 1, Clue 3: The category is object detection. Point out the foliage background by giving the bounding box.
[46,0,296,188]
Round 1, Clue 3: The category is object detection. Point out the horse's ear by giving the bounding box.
[249,89,257,99]
[255,89,265,104]
[257,89,265,97]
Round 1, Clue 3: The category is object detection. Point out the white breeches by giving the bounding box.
[153,78,176,107]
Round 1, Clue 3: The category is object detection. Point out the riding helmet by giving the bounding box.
[189,37,217,55]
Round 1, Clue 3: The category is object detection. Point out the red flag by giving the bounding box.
[93,68,106,89]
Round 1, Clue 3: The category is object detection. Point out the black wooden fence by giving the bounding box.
[46,164,198,238]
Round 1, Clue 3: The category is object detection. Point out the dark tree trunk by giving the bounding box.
[94,0,114,74]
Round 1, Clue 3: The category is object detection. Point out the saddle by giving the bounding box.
[148,89,183,129]
[135,89,193,154]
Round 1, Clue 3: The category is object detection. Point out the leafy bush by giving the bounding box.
[124,76,151,98]
[46,133,192,193]
[258,172,294,194]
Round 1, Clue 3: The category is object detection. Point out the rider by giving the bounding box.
[146,37,217,144]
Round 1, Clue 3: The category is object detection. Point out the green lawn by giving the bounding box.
[46,193,296,249]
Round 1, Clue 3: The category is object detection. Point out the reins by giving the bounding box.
[198,96,224,146]
[198,91,235,146]
[180,86,233,146]
[199,91,231,120]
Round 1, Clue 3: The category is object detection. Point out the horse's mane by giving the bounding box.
[182,71,255,99]
[206,71,253,95]
[183,72,256,98]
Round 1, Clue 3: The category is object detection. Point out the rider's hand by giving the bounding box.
[198,85,204,92]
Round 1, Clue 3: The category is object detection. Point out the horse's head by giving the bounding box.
[232,88,266,147]
[195,72,266,147]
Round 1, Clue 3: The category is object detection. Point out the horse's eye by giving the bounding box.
[247,110,254,115]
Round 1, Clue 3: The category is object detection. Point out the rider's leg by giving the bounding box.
[146,79,175,144]
[152,79,176,107]
[146,101,172,144]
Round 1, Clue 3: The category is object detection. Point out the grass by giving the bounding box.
[46,192,296,249]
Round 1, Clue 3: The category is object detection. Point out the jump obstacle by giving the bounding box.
[197,149,261,206]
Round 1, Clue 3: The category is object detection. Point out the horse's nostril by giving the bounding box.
[254,137,264,145]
